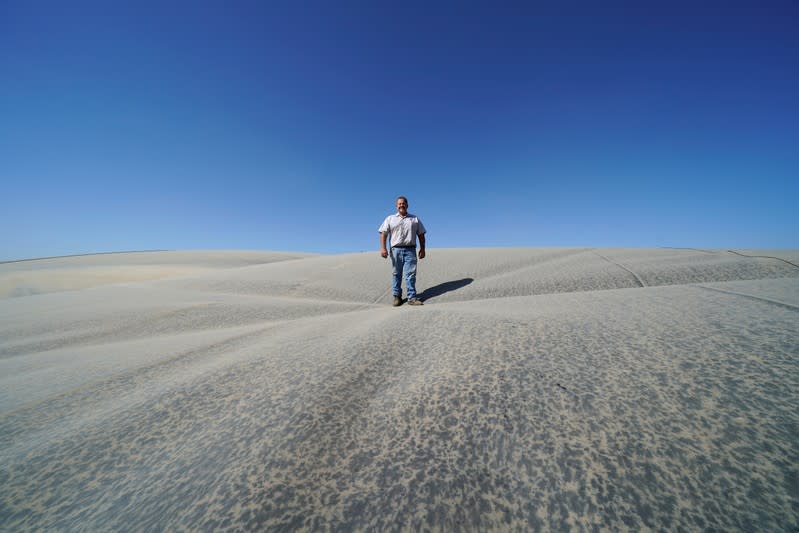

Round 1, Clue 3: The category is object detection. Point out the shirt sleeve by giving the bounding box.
[416,218,426,235]
[378,216,391,233]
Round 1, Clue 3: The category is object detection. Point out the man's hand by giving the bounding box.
[379,232,389,258]
[418,249,425,259]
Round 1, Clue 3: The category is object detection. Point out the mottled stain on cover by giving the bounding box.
[1,249,797,531]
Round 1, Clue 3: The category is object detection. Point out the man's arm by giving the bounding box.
[380,232,389,258]
[418,233,426,259]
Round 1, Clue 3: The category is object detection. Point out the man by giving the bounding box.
[379,196,426,306]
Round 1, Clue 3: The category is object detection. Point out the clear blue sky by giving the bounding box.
[2,1,797,260]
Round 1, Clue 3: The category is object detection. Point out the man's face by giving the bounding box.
[396,198,408,216]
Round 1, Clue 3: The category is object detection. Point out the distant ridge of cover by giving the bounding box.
[0,250,174,265]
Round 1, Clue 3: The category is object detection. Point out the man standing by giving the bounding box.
[379,196,426,306]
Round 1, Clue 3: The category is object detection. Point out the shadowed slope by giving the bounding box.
[3,247,796,304]
[161,247,799,304]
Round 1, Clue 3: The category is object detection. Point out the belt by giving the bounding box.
[392,245,416,248]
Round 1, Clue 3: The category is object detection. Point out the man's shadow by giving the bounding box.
[418,278,473,302]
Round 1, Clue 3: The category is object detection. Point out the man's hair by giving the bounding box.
[396,196,408,204]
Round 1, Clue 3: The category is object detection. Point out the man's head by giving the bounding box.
[396,196,408,216]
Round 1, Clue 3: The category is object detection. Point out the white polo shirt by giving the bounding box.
[378,212,426,248]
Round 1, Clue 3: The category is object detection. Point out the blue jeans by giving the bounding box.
[391,247,418,299]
